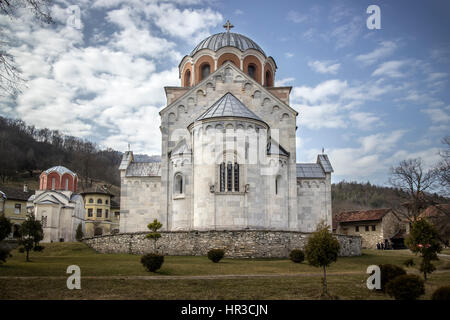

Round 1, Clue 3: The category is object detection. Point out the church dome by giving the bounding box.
[44,166,77,176]
[190,32,266,57]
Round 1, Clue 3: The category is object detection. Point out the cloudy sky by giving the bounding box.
[1,0,449,185]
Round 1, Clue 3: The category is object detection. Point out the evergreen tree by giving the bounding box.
[19,214,44,262]
[305,221,340,296]
[406,219,442,280]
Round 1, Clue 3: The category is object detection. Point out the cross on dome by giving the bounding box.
[223,20,234,32]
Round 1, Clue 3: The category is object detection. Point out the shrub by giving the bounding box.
[75,223,83,241]
[289,249,305,263]
[431,286,450,300]
[386,275,425,300]
[141,253,164,272]
[0,248,12,264]
[403,258,415,267]
[207,249,225,263]
[379,264,406,292]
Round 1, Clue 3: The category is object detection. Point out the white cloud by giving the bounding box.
[275,77,295,87]
[372,60,408,78]
[356,41,397,66]
[292,79,348,104]
[287,10,308,23]
[285,52,294,58]
[421,107,450,124]
[308,60,340,74]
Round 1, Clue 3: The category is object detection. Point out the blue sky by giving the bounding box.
[1,0,449,185]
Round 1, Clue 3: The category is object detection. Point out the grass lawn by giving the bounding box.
[1,242,449,300]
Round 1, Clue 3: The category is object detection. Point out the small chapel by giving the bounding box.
[119,22,333,233]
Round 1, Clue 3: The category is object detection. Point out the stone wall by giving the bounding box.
[83,230,361,258]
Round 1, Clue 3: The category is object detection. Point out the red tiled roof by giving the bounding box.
[419,204,450,218]
[335,208,392,223]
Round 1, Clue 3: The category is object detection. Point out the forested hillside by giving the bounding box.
[0,116,122,189]
[331,181,448,215]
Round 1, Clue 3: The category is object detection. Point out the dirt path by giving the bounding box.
[0,271,363,280]
[1,269,449,280]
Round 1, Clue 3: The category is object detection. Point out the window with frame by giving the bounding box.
[275,175,282,195]
[96,209,102,218]
[41,216,47,228]
[174,174,183,195]
[201,63,210,80]
[88,198,93,203]
[365,225,370,232]
[14,203,21,214]
[88,208,93,217]
[355,226,359,232]
[219,162,240,192]
[97,199,102,204]
[105,209,109,219]
[248,64,256,79]
[372,225,376,231]
[51,177,56,190]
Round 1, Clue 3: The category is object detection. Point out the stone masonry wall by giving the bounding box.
[83,230,361,258]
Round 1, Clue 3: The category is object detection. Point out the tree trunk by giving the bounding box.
[323,265,327,295]
[26,249,29,262]
[424,271,427,281]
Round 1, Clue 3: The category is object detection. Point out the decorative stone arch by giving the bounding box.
[168,112,176,122]
[264,63,274,87]
[281,113,290,121]
[262,97,271,107]
[177,105,185,117]
[243,55,262,84]
[61,173,73,191]
[182,63,192,87]
[217,52,240,67]
[275,174,283,195]
[194,55,215,84]
[272,105,280,113]
[244,82,252,91]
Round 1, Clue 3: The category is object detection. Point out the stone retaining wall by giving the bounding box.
[83,230,361,258]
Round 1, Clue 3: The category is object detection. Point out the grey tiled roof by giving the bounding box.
[126,162,161,177]
[196,92,264,122]
[267,139,289,157]
[119,151,133,170]
[190,32,266,57]
[296,164,326,179]
[44,166,76,176]
[317,154,334,173]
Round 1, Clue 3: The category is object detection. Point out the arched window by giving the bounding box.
[248,64,256,79]
[265,70,272,87]
[227,163,233,191]
[219,163,225,192]
[184,70,191,87]
[89,198,93,203]
[105,199,109,205]
[174,174,183,194]
[97,199,102,204]
[51,177,55,190]
[275,175,282,195]
[64,178,69,190]
[201,63,210,80]
[234,163,239,192]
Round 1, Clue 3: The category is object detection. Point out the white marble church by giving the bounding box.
[119,22,333,233]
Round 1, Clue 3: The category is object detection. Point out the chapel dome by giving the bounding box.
[190,32,266,57]
[43,166,77,176]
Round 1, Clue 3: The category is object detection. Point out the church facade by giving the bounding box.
[119,24,333,234]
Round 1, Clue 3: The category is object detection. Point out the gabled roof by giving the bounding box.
[317,154,333,173]
[419,204,450,218]
[267,138,289,157]
[335,208,392,223]
[160,61,298,118]
[296,164,326,179]
[0,186,34,201]
[126,162,161,177]
[195,92,265,123]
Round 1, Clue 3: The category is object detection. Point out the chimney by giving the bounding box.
[23,184,28,193]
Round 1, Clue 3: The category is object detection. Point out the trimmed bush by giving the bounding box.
[386,274,425,300]
[379,264,406,292]
[432,286,450,300]
[289,249,305,263]
[207,249,225,263]
[403,258,415,267]
[141,253,164,272]
[0,248,12,264]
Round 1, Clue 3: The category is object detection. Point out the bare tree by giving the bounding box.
[389,158,439,221]
[437,136,450,194]
[0,0,53,96]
